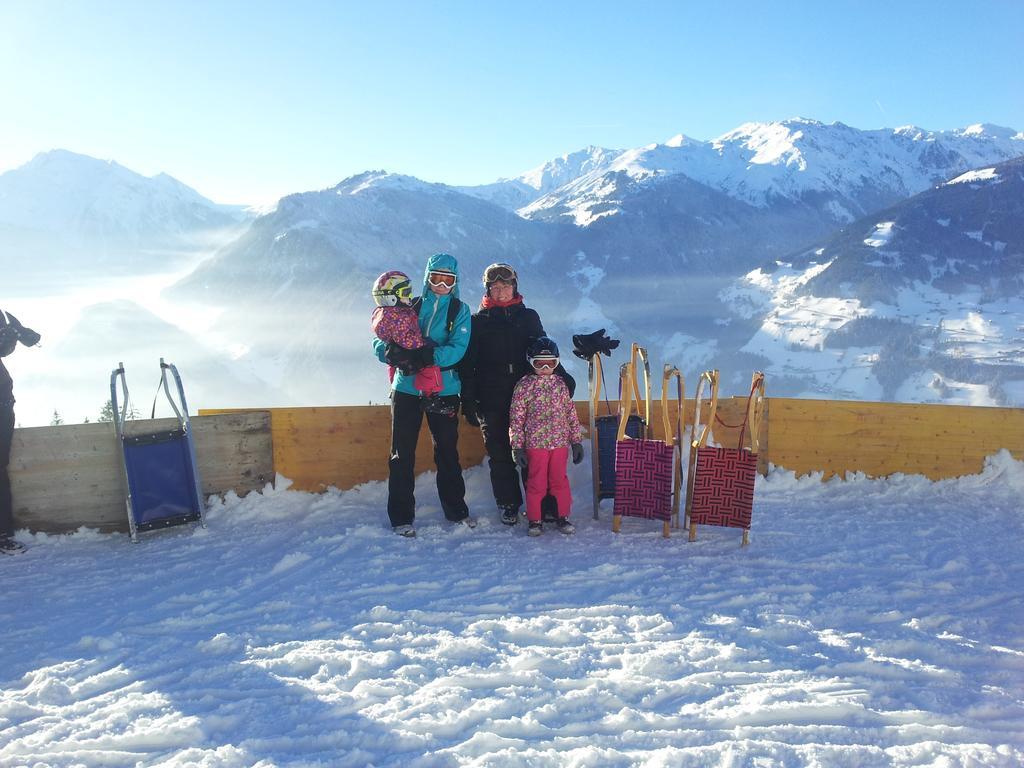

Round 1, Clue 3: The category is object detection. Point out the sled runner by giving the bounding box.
[684,370,765,546]
[611,358,684,538]
[589,343,648,517]
[111,359,206,542]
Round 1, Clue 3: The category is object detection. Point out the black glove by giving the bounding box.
[384,342,424,374]
[512,448,528,469]
[571,442,584,465]
[572,329,620,360]
[462,401,480,427]
[2,311,41,347]
[411,345,435,369]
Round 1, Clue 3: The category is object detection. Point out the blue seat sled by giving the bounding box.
[111,359,207,541]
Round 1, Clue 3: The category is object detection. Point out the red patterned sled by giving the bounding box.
[612,352,685,537]
[685,371,765,545]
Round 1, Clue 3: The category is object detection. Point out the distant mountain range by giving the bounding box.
[1,149,249,290]
[4,119,1023,423]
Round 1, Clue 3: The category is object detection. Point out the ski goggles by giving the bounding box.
[427,271,457,288]
[390,279,413,300]
[530,356,558,370]
[483,263,517,285]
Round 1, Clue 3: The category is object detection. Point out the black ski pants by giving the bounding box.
[387,391,468,527]
[479,407,558,518]
[480,407,525,510]
[0,403,14,537]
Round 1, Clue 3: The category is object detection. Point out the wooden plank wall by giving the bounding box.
[201,397,767,492]
[10,399,1021,533]
[765,398,1024,480]
[203,398,1023,490]
[10,411,274,533]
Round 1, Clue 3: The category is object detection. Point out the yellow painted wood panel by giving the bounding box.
[766,398,1024,479]
[203,406,487,492]
[206,399,765,493]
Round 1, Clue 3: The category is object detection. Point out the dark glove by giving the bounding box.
[512,448,528,469]
[462,401,480,427]
[411,345,435,369]
[2,311,41,347]
[572,328,620,360]
[384,342,426,374]
[571,442,584,465]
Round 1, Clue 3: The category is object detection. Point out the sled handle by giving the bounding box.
[663,364,685,527]
[659,364,683,446]
[590,352,603,411]
[629,343,651,435]
[691,369,720,450]
[110,362,130,439]
[747,371,766,453]
[616,361,642,441]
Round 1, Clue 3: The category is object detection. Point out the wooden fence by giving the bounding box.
[9,398,1023,533]
[201,397,1023,490]
[9,412,273,533]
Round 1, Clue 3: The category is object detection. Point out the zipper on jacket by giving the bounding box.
[426,297,442,337]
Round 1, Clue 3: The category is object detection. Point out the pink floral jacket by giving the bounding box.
[370,305,426,350]
[509,374,584,450]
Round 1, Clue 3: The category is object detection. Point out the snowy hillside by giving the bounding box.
[3,453,1023,765]
[724,156,1024,405]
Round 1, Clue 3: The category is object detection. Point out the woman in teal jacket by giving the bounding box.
[373,253,474,536]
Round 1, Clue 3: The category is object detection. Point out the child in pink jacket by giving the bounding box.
[509,336,584,536]
[370,270,442,397]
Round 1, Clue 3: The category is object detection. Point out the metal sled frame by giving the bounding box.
[111,358,206,542]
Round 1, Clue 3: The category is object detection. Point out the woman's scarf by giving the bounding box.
[479,293,524,310]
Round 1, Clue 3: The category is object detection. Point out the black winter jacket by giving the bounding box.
[460,301,574,413]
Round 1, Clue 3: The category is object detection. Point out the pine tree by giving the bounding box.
[98,399,115,423]
[50,409,64,426]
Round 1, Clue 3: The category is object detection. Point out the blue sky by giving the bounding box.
[1,0,1021,205]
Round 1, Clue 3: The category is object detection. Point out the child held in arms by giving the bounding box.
[370,271,443,407]
[508,336,584,537]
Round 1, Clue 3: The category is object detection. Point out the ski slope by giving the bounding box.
[2,453,1023,766]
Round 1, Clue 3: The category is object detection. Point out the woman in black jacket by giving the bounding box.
[459,263,574,525]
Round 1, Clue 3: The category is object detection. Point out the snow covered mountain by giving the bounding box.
[163,120,1024,409]
[1,149,249,290]
[517,120,1024,226]
[8,121,1023,422]
[456,145,623,211]
[723,155,1024,405]
[168,171,569,406]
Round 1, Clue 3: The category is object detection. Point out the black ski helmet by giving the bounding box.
[526,335,559,362]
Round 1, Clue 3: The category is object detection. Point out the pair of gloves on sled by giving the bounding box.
[571,328,619,360]
[513,444,584,468]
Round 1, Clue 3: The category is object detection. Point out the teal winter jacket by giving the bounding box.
[373,253,472,397]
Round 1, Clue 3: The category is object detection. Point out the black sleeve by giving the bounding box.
[555,365,576,398]
[525,308,545,340]
[458,314,479,405]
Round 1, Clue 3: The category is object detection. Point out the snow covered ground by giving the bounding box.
[2,453,1023,767]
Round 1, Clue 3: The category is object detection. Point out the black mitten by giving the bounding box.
[384,343,419,374]
[572,329,620,360]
